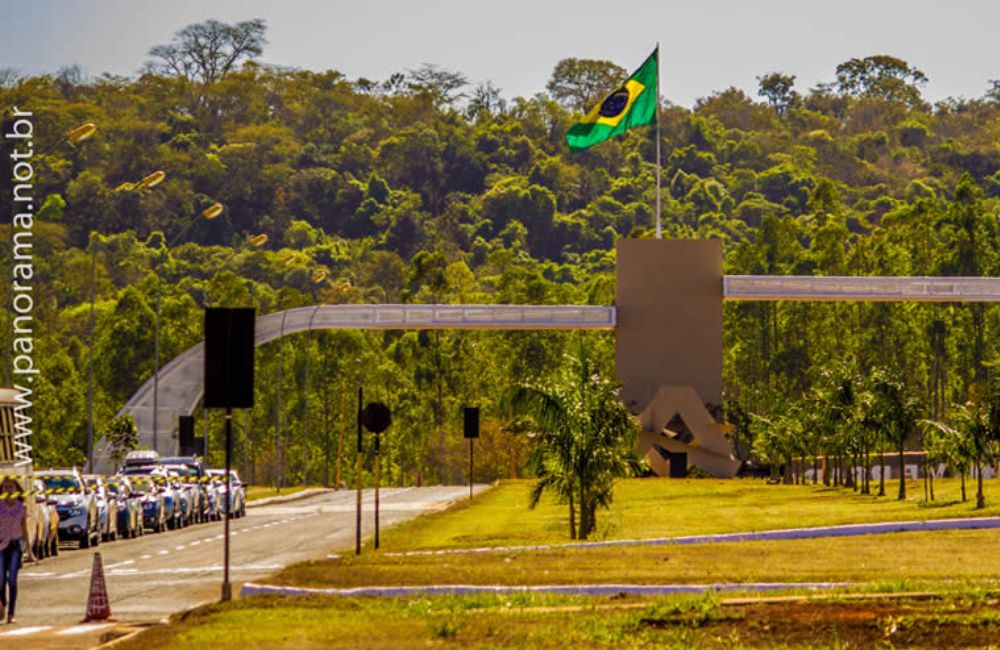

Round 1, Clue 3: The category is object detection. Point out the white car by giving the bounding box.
[37,469,101,548]
[83,475,119,542]
[207,469,246,518]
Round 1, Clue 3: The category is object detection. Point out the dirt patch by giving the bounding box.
[640,598,1000,648]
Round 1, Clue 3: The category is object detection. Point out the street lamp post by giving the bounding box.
[276,308,287,493]
[152,201,226,456]
[86,234,98,473]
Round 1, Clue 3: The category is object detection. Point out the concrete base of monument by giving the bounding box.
[636,385,740,478]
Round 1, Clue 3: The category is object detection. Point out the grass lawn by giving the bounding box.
[121,477,1000,649]
[113,590,1000,649]
[266,477,1000,589]
[276,527,1000,588]
[376,476,1000,550]
[245,484,325,502]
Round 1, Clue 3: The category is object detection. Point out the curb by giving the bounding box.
[247,488,333,508]
[92,623,154,649]
[240,581,852,599]
[94,598,216,649]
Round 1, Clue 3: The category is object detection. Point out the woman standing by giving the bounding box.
[0,477,33,624]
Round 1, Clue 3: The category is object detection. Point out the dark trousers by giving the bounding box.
[0,541,21,619]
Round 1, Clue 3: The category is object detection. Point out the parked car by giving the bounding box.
[128,474,166,533]
[207,469,246,518]
[164,467,194,527]
[83,475,119,542]
[41,481,59,557]
[122,449,160,471]
[29,479,53,559]
[37,469,100,548]
[159,456,209,523]
[123,465,181,530]
[106,476,143,539]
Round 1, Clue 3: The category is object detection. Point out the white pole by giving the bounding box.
[655,43,662,240]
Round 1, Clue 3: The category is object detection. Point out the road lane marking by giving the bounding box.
[140,554,152,560]
[190,541,201,546]
[106,560,135,569]
[158,550,169,555]
[175,545,186,551]
[58,623,113,635]
[0,625,51,636]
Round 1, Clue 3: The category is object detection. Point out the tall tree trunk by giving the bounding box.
[976,462,985,510]
[862,449,870,495]
[568,490,576,540]
[922,454,928,502]
[897,440,906,500]
[961,471,967,502]
[578,481,589,539]
[877,439,886,497]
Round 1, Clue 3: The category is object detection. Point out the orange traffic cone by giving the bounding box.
[82,552,112,622]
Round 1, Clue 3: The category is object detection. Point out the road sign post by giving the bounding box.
[355,387,362,556]
[463,407,479,500]
[361,402,391,550]
[203,307,255,602]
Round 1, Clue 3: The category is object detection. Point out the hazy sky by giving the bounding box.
[2,0,999,107]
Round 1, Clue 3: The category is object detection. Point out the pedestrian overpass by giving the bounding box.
[108,240,1000,477]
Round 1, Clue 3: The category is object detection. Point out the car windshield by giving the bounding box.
[42,476,83,492]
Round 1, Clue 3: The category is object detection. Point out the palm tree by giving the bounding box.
[920,412,974,505]
[871,371,919,500]
[920,388,999,509]
[506,344,640,540]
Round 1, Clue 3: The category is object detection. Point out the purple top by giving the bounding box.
[0,499,25,550]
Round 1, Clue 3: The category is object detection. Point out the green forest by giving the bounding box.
[4,20,1000,491]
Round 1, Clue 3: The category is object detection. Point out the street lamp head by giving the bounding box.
[202,203,224,220]
[281,252,298,266]
[68,123,97,143]
[137,170,167,189]
[249,234,268,248]
[311,270,328,284]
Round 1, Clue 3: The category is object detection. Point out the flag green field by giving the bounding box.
[566,48,658,151]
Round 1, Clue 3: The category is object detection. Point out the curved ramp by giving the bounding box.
[107,304,615,466]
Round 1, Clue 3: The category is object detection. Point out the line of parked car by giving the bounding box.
[29,451,246,559]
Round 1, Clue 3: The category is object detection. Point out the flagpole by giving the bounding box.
[655,43,662,239]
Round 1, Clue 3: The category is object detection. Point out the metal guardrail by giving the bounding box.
[724,275,1000,302]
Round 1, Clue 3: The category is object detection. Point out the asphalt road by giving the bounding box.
[10,486,477,629]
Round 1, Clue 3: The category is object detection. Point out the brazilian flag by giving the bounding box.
[566,48,658,152]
